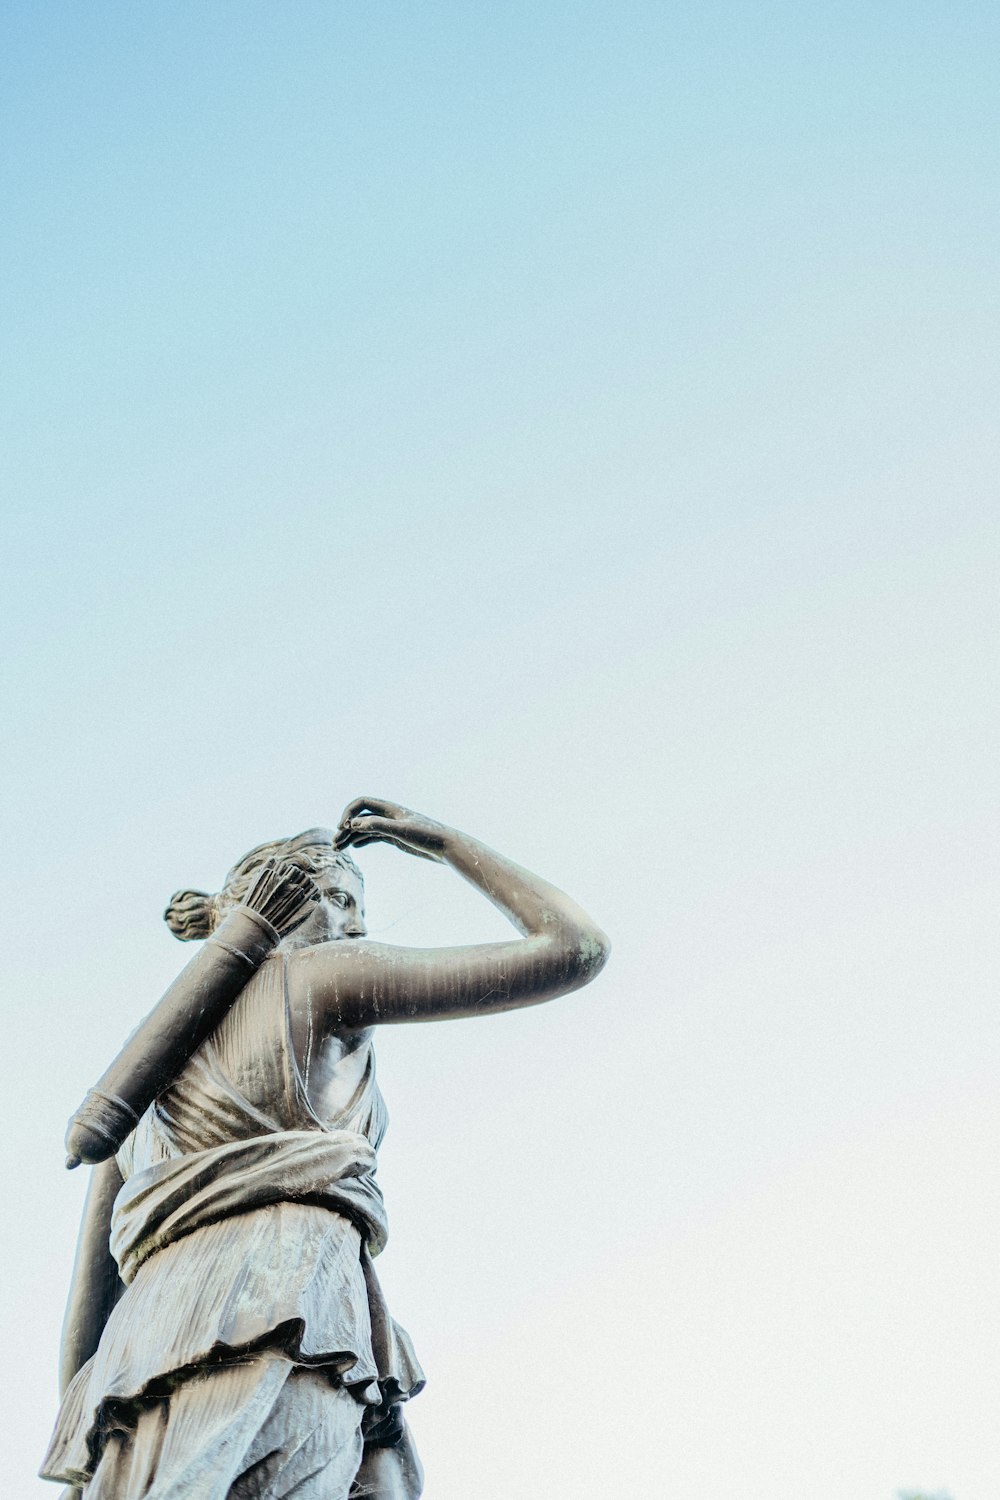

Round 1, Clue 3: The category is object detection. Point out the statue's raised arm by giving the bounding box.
[290,797,610,1028]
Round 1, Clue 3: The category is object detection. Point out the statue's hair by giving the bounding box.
[164,828,363,941]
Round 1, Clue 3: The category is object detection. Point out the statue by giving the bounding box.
[41,798,610,1500]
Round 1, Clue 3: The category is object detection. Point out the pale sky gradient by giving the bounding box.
[1,5,998,1497]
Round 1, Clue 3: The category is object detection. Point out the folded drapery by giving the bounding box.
[59,1351,367,1500]
[41,1130,423,1490]
[111,1126,388,1282]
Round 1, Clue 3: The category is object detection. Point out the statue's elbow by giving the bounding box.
[567,924,611,988]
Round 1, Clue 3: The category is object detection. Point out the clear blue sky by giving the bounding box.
[1,5,998,1497]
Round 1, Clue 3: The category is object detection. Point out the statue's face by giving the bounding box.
[299,863,367,945]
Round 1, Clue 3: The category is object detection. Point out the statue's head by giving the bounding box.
[164,828,366,946]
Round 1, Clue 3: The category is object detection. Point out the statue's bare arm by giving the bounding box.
[59,1157,125,1396]
[289,799,610,1028]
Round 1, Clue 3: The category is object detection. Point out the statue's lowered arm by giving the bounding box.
[291,798,610,1027]
[58,1157,124,1400]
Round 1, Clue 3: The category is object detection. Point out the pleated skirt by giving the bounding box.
[41,1203,424,1493]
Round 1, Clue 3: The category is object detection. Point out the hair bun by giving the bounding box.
[164,888,217,941]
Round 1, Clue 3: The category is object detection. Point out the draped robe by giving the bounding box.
[42,953,424,1498]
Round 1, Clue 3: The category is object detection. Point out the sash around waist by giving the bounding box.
[111,1128,389,1284]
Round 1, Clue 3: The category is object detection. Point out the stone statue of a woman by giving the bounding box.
[42,798,610,1500]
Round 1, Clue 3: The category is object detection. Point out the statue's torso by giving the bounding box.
[119,951,387,1176]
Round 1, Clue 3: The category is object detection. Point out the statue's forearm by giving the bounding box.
[443,828,608,950]
[59,1159,124,1395]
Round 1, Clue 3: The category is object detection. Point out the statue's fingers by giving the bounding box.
[348,815,405,840]
[338,796,407,826]
[350,832,440,861]
[338,797,378,826]
[348,817,444,861]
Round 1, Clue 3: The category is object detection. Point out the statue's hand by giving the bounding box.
[335,797,449,862]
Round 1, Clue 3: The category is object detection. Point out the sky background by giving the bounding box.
[1,3,997,1496]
